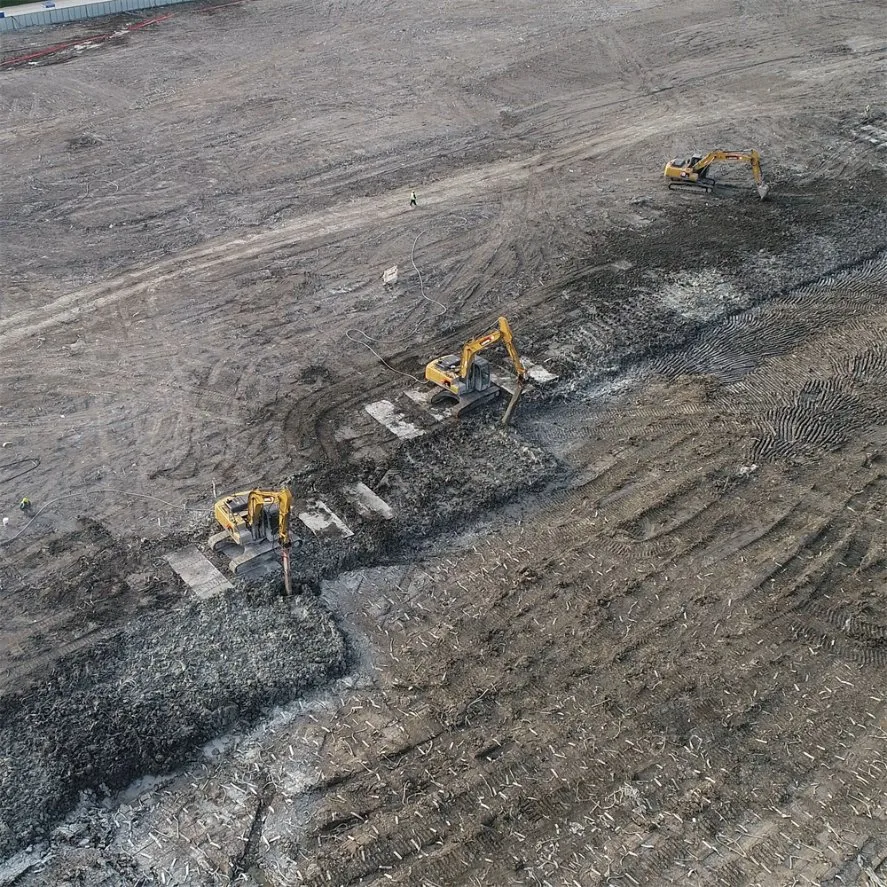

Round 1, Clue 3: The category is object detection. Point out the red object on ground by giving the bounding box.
[0,12,173,68]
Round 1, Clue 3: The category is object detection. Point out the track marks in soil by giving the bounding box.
[641,255,887,468]
[230,776,276,883]
[294,471,887,885]
[15,257,887,884]
[4,0,887,878]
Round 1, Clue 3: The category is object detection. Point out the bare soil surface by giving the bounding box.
[1,0,887,883]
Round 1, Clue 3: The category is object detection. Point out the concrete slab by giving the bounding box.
[165,546,233,600]
[490,372,519,395]
[403,387,452,421]
[364,400,425,439]
[342,482,394,520]
[493,361,558,393]
[298,500,354,538]
[522,358,559,384]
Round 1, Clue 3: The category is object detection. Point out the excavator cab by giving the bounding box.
[426,355,491,402]
[467,357,491,393]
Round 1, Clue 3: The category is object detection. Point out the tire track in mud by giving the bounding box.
[92,251,882,887]
[305,438,815,886]
[0,85,774,354]
[652,256,887,380]
[777,479,887,667]
[434,256,887,885]
[282,525,672,884]
[297,703,662,885]
[663,690,887,885]
[712,467,887,668]
[305,531,881,887]
[22,253,887,884]
[588,643,887,885]
[6,1,887,881]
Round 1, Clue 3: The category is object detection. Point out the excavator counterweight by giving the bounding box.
[664,149,770,200]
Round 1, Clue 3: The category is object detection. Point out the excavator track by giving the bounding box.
[432,386,500,416]
[667,179,770,200]
[667,179,715,193]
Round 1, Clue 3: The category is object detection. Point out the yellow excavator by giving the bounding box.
[425,316,527,424]
[210,487,294,593]
[664,149,770,199]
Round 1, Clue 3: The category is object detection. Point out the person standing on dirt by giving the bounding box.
[19,497,31,512]
[410,190,418,207]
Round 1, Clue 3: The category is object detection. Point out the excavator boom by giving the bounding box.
[460,316,526,382]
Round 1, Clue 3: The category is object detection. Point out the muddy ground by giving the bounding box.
[1,0,887,883]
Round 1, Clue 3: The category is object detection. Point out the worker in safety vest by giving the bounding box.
[410,191,418,207]
[19,497,31,512]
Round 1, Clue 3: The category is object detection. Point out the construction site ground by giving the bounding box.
[1,0,887,884]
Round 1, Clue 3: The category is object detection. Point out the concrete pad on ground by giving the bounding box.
[490,372,519,395]
[403,387,451,421]
[165,546,233,599]
[342,482,394,520]
[493,358,558,394]
[364,400,426,439]
[298,500,354,538]
[522,358,559,384]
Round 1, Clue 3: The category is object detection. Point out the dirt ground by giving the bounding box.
[1,0,887,883]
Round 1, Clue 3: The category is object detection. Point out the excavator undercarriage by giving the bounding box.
[427,355,498,413]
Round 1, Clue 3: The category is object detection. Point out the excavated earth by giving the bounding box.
[1,0,887,884]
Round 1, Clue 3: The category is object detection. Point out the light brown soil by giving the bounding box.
[1,0,887,883]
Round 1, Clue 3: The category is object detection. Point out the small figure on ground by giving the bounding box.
[410,190,418,207]
[19,497,31,512]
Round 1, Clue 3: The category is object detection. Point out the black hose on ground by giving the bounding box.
[0,457,40,486]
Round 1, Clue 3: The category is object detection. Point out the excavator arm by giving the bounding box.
[748,155,765,191]
[246,487,294,593]
[694,150,766,189]
[498,318,528,384]
[459,317,527,382]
